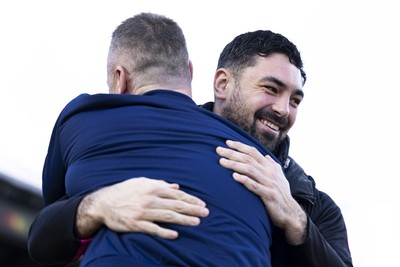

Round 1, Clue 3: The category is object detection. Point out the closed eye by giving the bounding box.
[263,85,278,94]
[290,95,303,107]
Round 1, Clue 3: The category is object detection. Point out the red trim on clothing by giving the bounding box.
[72,239,92,262]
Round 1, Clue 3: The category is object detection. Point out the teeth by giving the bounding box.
[261,119,279,131]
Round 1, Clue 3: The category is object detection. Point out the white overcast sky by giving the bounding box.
[1,1,399,266]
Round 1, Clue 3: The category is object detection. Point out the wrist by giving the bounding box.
[284,209,308,245]
[75,192,104,238]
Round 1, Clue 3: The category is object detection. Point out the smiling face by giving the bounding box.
[215,53,304,153]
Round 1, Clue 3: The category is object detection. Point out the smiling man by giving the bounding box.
[214,53,304,153]
[209,30,352,266]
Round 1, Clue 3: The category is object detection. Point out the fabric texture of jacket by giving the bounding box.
[36,91,275,267]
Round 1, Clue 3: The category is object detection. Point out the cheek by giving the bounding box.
[247,95,267,111]
[288,110,297,128]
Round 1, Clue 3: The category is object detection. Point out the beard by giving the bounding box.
[220,87,286,153]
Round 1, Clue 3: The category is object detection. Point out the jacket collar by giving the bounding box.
[272,135,316,204]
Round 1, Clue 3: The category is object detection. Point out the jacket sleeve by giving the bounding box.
[28,195,87,266]
[287,191,353,267]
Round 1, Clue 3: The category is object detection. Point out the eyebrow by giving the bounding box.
[261,76,304,98]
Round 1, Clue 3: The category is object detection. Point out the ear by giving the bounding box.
[188,60,194,81]
[213,68,231,101]
[115,66,129,94]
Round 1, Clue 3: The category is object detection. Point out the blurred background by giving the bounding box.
[1,0,399,266]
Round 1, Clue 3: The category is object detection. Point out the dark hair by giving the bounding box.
[217,30,307,85]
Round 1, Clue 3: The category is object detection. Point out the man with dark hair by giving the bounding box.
[212,30,352,266]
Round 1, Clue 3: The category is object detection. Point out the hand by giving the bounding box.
[76,177,209,240]
[216,140,307,245]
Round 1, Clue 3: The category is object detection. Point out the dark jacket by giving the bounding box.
[28,102,353,267]
[203,102,353,267]
[271,139,352,267]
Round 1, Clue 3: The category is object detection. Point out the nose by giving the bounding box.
[271,96,290,118]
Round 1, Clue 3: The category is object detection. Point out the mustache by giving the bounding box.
[255,109,288,128]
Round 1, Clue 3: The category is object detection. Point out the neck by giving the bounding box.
[134,86,192,98]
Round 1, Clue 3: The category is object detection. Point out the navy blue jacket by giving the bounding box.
[40,90,275,267]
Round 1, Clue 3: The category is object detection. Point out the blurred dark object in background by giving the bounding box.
[0,171,80,266]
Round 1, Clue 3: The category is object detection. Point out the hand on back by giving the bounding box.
[76,177,209,239]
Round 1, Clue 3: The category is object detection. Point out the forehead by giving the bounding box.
[243,54,303,90]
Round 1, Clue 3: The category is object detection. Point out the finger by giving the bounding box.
[226,140,262,159]
[264,154,278,164]
[147,198,209,218]
[232,172,269,196]
[146,179,180,191]
[219,157,261,179]
[216,146,254,164]
[225,140,254,155]
[226,139,251,151]
[125,178,180,190]
[142,209,203,226]
[136,221,179,240]
[157,187,207,207]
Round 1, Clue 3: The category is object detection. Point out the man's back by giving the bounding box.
[43,90,275,267]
